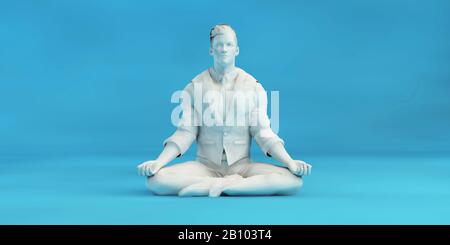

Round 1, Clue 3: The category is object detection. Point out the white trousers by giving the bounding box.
[147,158,302,196]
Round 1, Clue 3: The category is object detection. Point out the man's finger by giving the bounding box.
[304,165,309,176]
[150,166,156,175]
[139,164,147,176]
[149,165,156,176]
[143,166,149,176]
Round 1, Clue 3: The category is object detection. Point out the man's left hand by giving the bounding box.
[286,160,312,176]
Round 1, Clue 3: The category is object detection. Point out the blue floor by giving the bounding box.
[1,154,449,224]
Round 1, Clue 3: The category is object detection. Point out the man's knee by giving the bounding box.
[154,166,175,178]
[266,173,303,195]
[146,170,177,196]
[146,175,162,195]
[284,175,303,195]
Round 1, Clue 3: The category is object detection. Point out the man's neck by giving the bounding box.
[211,62,236,83]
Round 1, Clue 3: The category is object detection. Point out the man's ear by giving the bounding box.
[235,46,240,56]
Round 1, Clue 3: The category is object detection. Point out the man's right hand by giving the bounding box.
[137,160,164,177]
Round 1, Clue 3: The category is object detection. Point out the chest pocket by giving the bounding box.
[200,139,215,145]
[233,139,247,145]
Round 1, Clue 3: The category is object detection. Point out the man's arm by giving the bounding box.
[250,83,311,176]
[267,142,293,165]
[249,83,285,155]
[267,142,312,176]
[155,142,180,165]
[137,142,180,176]
[138,83,198,176]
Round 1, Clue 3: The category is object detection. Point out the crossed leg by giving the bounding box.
[148,161,302,197]
[220,162,303,196]
[147,161,218,196]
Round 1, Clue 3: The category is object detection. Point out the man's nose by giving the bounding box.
[219,44,228,52]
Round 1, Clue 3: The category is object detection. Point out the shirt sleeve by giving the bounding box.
[162,83,198,157]
[250,82,284,156]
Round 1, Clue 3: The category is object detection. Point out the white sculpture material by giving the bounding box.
[138,24,312,197]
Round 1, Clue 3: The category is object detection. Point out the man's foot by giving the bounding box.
[178,181,212,197]
[209,175,244,197]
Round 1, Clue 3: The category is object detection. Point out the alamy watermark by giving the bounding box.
[169,84,280,133]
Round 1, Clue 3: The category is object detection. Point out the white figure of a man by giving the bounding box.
[138,24,312,197]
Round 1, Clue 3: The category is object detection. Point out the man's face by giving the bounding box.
[210,31,239,65]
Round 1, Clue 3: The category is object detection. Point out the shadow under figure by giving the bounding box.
[138,24,312,197]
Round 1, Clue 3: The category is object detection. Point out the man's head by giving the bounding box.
[209,24,239,65]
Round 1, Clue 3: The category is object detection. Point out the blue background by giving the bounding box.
[1,0,449,224]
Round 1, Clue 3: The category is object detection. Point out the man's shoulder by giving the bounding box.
[236,67,259,85]
[190,69,210,84]
[235,67,260,91]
